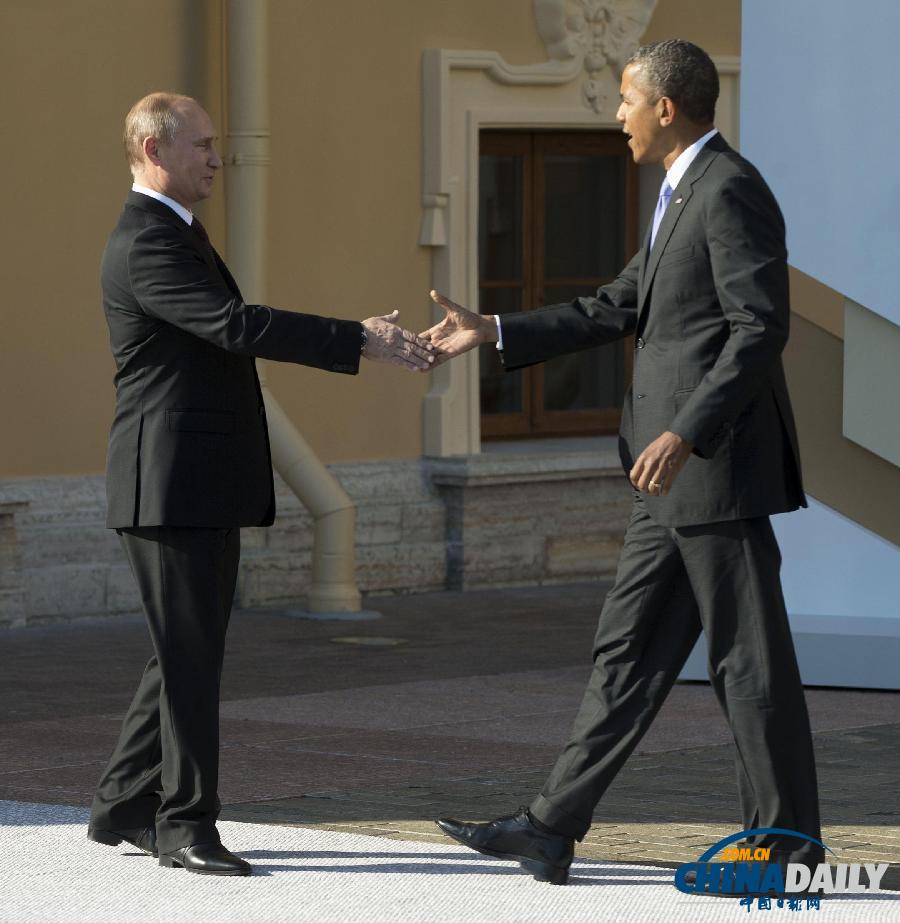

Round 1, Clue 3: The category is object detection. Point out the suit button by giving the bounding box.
[636,393,645,399]
[636,337,645,349]
[258,406,266,416]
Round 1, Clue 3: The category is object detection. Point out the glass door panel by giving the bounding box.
[541,287,626,414]
[478,131,636,439]
[479,287,524,416]
[479,156,523,282]
[543,154,626,281]
[479,135,532,436]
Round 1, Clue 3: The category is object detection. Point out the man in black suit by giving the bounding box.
[426,40,822,886]
[86,92,434,876]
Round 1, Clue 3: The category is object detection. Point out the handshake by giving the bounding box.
[361,290,496,372]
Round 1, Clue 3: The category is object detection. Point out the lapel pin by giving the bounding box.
[675,197,683,204]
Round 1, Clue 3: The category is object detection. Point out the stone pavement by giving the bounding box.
[0,582,898,919]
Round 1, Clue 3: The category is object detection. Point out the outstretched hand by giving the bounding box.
[361,310,435,372]
[419,290,498,368]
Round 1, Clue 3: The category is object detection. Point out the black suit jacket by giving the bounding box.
[500,135,805,527]
[102,191,363,528]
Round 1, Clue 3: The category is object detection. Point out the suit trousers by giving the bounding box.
[89,526,240,853]
[529,496,823,865]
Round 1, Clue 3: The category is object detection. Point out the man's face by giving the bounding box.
[616,64,667,165]
[153,101,222,208]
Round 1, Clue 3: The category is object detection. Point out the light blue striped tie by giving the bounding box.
[650,179,673,249]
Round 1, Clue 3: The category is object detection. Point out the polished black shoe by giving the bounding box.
[159,843,252,876]
[87,825,158,857]
[436,807,573,884]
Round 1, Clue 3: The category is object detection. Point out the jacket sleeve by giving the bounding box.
[498,248,641,371]
[127,224,363,374]
[669,172,790,458]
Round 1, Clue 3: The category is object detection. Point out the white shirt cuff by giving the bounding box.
[494,314,504,351]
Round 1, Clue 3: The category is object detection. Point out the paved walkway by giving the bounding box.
[1,584,898,920]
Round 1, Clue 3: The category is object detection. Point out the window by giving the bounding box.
[479,131,639,438]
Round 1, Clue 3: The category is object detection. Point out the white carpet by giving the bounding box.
[0,801,895,923]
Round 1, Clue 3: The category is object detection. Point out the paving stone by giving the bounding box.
[0,582,897,881]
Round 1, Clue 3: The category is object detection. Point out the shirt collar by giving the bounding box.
[666,128,719,190]
[131,183,194,226]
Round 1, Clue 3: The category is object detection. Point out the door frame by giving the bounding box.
[478,130,639,439]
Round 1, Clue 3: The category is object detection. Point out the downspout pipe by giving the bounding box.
[224,0,362,612]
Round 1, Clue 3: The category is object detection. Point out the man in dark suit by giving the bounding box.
[86,92,434,876]
[425,40,822,887]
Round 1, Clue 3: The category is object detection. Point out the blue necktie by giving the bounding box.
[650,179,673,249]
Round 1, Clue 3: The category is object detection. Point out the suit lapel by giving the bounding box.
[125,191,243,299]
[636,135,730,314]
[209,247,242,298]
[637,221,653,299]
[639,183,694,308]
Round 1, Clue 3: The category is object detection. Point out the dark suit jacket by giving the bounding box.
[500,134,805,527]
[102,191,363,529]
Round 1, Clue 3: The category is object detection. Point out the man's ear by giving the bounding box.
[142,136,162,167]
[657,96,676,127]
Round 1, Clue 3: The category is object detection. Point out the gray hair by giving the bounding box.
[626,40,718,124]
[123,92,192,174]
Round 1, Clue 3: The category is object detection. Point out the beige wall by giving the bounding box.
[784,314,900,546]
[0,0,740,477]
[644,0,740,55]
[0,0,222,478]
[784,268,900,545]
[789,267,844,340]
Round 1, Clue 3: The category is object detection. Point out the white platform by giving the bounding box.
[1,801,895,922]
[680,496,900,689]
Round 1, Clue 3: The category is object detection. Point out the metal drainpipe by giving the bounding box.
[224,0,362,613]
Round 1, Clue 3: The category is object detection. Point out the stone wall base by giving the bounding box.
[0,447,630,626]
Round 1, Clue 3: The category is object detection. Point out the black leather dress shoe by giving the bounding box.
[436,807,573,884]
[87,825,158,857]
[159,843,252,876]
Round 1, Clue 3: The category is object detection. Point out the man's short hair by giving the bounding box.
[123,92,192,175]
[626,40,718,124]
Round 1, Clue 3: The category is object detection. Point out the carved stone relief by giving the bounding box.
[533,0,658,112]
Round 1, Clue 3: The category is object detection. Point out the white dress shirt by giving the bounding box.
[131,183,194,226]
[664,127,718,191]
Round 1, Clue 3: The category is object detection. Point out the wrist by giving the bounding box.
[482,314,499,344]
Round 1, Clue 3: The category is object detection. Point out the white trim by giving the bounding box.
[714,55,742,74]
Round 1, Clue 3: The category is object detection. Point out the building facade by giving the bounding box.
[1,0,896,688]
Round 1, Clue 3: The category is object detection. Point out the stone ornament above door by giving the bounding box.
[534,0,658,112]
